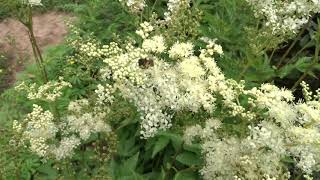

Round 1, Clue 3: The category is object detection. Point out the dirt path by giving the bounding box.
[0,11,73,91]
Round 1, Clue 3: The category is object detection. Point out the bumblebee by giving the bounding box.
[138,58,154,69]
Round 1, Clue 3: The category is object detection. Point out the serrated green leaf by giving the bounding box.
[277,64,295,78]
[295,57,312,72]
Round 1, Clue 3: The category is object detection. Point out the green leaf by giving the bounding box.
[118,170,144,180]
[110,159,121,178]
[282,156,295,163]
[118,134,139,156]
[183,144,202,155]
[174,171,197,180]
[125,152,140,170]
[152,136,170,158]
[143,170,166,180]
[277,64,295,78]
[245,65,275,82]
[176,152,202,166]
[158,132,183,151]
[161,167,167,180]
[36,163,58,179]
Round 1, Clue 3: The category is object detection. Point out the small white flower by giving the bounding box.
[142,35,166,53]
[169,42,194,59]
[27,0,42,6]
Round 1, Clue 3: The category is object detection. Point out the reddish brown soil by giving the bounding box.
[0,11,73,90]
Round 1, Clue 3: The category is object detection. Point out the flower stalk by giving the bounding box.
[25,4,48,82]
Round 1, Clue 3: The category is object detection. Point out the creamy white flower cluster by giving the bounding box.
[95,84,115,105]
[14,97,112,160]
[15,77,72,102]
[246,0,320,35]
[103,43,148,86]
[202,53,256,120]
[117,83,173,138]
[24,0,42,6]
[97,25,224,138]
[142,35,166,53]
[184,81,320,179]
[68,35,107,66]
[52,136,81,160]
[14,104,57,157]
[118,0,146,13]
[168,42,194,58]
[136,22,154,39]
[79,41,104,58]
[66,99,112,141]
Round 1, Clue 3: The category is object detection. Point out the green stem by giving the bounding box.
[269,48,276,62]
[28,31,42,72]
[150,0,159,14]
[277,19,312,68]
[32,31,49,82]
[26,5,49,82]
[25,7,42,74]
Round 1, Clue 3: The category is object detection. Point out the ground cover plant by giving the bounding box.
[1,0,320,179]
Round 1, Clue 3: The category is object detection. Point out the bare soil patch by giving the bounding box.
[0,11,73,90]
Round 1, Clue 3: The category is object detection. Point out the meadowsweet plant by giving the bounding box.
[67,27,105,66]
[13,104,57,157]
[242,0,320,56]
[69,4,320,177]
[184,81,320,179]
[246,0,320,36]
[13,80,116,161]
[65,17,320,177]
[118,0,146,13]
[119,0,202,42]
[5,0,320,179]
[15,77,72,102]
[97,29,225,138]
[13,100,114,160]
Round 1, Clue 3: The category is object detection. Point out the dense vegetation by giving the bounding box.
[0,0,320,179]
